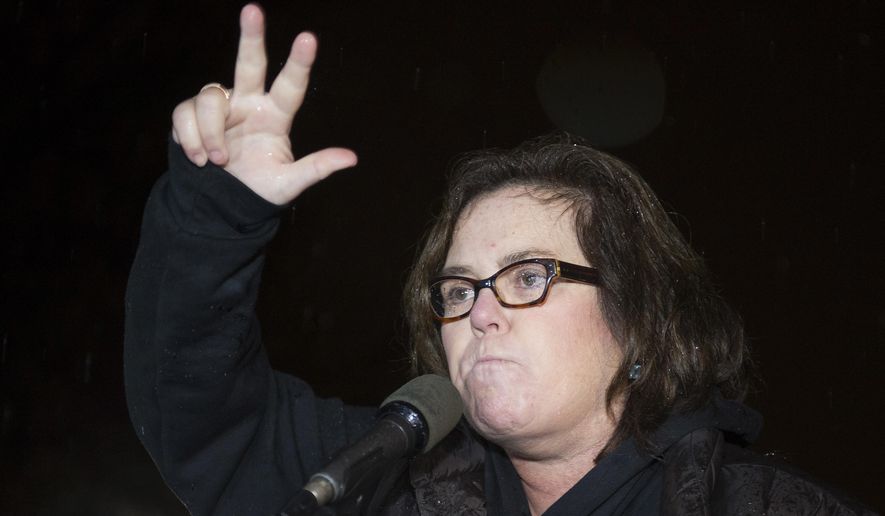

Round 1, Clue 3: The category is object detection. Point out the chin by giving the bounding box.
[462,382,536,443]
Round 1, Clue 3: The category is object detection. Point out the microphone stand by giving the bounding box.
[278,457,409,516]
[279,489,321,516]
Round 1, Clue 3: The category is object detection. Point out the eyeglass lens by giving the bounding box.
[431,261,550,319]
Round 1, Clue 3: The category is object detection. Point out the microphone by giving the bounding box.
[287,375,462,514]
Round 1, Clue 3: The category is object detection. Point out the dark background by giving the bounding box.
[2,0,884,514]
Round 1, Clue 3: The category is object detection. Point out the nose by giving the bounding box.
[469,287,509,335]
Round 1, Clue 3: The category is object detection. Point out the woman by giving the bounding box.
[400,137,754,514]
[125,4,872,515]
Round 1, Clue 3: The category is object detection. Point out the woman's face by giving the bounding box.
[440,186,622,457]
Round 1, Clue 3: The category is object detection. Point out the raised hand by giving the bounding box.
[171,4,357,205]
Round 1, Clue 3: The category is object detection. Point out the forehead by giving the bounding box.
[444,186,586,272]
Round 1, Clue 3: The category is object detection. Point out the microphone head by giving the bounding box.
[381,374,463,453]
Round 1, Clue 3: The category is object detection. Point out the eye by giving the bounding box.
[516,270,545,288]
[443,284,474,304]
[505,263,548,290]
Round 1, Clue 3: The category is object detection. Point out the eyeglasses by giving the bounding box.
[429,258,600,321]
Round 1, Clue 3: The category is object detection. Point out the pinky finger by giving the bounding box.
[171,100,208,166]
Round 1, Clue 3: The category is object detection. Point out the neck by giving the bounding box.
[512,450,600,515]
[503,405,622,515]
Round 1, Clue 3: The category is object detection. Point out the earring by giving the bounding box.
[628,363,642,381]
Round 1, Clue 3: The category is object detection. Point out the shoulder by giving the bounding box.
[712,441,877,515]
[661,428,876,515]
[407,423,486,515]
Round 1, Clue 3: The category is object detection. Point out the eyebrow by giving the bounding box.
[502,248,556,265]
[439,247,557,277]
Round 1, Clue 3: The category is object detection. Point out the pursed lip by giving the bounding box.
[474,355,516,366]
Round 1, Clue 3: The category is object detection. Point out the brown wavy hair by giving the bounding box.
[403,133,751,454]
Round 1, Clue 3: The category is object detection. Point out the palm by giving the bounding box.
[224,96,298,201]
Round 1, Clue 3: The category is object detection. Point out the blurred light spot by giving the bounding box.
[537,37,665,148]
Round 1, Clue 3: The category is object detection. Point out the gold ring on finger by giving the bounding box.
[200,82,232,100]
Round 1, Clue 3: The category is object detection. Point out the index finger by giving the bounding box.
[233,4,268,95]
[268,32,317,116]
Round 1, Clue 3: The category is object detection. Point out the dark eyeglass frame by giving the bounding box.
[429,258,600,322]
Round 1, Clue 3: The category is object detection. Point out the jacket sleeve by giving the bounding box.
[124,141,376,516]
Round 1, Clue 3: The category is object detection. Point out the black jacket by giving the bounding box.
[125,142,875,515]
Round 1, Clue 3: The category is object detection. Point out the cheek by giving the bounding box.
[546,293,621,378]
[440,324,468,380]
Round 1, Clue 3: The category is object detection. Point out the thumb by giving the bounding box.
[285,147,358,197]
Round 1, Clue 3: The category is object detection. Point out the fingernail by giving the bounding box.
[209,150,224,163]
[192,152,207,165]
